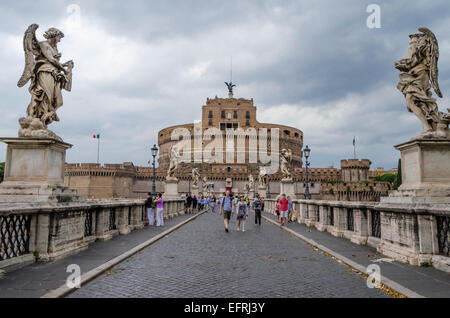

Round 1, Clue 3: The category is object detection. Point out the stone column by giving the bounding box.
[298,202,308,224]
[305,203,318,227]
[117,207,131,235]
[95,208,113,241]
[331,207,346,237]
[351,208,368,245]
[316,205,329,232]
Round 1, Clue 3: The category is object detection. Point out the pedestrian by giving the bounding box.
[145,192,155,226]
[192,195,198,213]
[205,196,210,211]
[287,196,293,223]
[253,194,262,226]
[211,196,216,213]
[275,198,281,223]
[219,190,234,232]
[186,193,193,214]
[155,193,164,227]
[279,194,289,226]
[236,195,249,232]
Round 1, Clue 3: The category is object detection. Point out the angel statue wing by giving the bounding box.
[17,24,40,88]
[418,27,443,98]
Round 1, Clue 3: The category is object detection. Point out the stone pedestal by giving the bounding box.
[257,186,266,198]
[280,179,296,198]
[191,185,199,197]
[377,138,450,267]
[380,139,450,205]
[0,138,83,203]
[164,178,180,199]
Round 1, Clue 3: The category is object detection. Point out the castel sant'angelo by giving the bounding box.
[65,85,391,201]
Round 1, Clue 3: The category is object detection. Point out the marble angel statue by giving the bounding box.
[395,27,450,139]
[17,24,74,140]
[280,148,292,180]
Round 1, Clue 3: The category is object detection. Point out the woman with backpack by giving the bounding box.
[236,195,249,232]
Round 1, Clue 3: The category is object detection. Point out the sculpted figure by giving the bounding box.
[248,174,254,191]
[192,167,200,187]
[166,145,181,180]
[202,176,208,193]
[395,27,450,139]
[17,24,74,140]
[258,168,269,187]
[280,148,292,180]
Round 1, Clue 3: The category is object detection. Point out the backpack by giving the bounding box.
[253,199,261,210]
[238,203,246,217]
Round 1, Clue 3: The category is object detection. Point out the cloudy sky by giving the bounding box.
[1,0,449,169]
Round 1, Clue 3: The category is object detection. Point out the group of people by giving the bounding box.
[274,194,294,226]
[184,194,218,214]
[144,193,165,227]
[218,190,265,233]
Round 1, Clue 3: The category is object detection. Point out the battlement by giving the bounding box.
[340,159,371,169]
[205,97,254,107]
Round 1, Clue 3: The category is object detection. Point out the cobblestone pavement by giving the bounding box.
[69,211,388,298]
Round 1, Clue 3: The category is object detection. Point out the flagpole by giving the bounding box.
[97,137,100,164]
[353,136,356,159]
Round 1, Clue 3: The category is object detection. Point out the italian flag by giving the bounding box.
[93,134,100,139]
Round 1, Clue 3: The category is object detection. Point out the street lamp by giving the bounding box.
[304,145,311,200]
[151,144,158,196]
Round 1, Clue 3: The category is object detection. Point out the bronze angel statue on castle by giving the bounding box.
[395,27,450,139]
[17,24,74,141]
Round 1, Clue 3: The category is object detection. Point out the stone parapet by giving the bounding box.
[0,199,185,273]
[262,198,450,273]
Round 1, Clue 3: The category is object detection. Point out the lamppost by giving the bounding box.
[266,176,271,199]
[303,145,311,200]
[151,144,158,196]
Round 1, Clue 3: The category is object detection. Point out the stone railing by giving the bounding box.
[0,199,185,272]
[263,199,450,273]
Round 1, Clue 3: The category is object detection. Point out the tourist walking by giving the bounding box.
[279,194,289,226]
[287,196,293,223]
[275,198,281,223]
[211,196,217,213]
[155,193,164,227]
[186,193,193,214]
[253,194,262,226]
[236,195,249,232]
[192,195,198,213]
[145,192,155,226]
[219,190,234,233]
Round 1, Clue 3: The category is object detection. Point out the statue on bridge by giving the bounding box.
[395,27,450,139]
[280,148,292,181]
[17,24,74,141]
[166,145,181,180]
[192,167,200,187]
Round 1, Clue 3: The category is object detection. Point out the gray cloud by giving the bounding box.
[1,0,450,170]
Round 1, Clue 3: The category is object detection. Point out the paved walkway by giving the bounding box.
[0,212,195,298]
[68,211,388,298]
[262,211,450,298]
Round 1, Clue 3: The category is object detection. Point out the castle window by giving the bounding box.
[227,167,231,173]
[284,130,290,136]
[233,111,238,119]
[208,119,213,126]
[208,111,213,118]
[221,111,225,118]
[245,119,250,126]
[246,111,250,119]
[294,132,299,138]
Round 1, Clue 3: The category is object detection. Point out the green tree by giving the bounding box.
[0,162,4,183]
[394,159,402,190]
[374,173,397,184]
